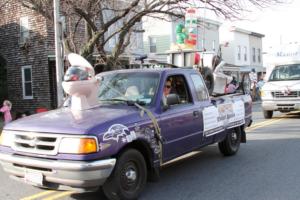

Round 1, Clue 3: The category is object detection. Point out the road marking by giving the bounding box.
[42,191,75,200]
[247,118,284,131]
[247,119,276,129]
[247,119,281,130]
[20,191,57,200]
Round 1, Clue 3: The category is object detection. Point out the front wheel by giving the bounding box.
[218,128,241,156]
[103,149,147,200]
[263,110,273,119]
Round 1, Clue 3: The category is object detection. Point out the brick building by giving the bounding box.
[0,2,144,115]
[0,2,58,114]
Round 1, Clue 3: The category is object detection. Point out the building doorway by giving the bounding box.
[0,55,8,104]
[48,59,57,109]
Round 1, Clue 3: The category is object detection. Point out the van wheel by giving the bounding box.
[218,128,241,156]
[203,67,214,95]
[103,149,147,200]
[263,110,273,119]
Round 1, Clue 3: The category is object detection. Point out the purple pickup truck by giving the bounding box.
[0,68,252,200]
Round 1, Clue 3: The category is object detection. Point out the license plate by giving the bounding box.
[24,171,43,186]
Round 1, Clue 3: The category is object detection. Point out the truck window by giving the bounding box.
[190,74,209,101]
[269,64,300,81]
[164,75,192,104]
[98,72,159,105]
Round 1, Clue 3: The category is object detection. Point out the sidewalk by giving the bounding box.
[252,100,262,105]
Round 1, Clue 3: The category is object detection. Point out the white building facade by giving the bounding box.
[220,26,264,72]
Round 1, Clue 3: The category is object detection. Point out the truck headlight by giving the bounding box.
[58,137,99,154]
[0,130,15,147]
[260,90,272,99]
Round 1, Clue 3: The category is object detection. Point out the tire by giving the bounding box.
[263,110,273,119]
[203,67,214,95]
[103,149,147,200]
[218,128,241,156]
[241,73,251,95]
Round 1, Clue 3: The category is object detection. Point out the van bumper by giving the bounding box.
[262,100,300,111]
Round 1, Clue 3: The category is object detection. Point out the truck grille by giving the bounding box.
[272,91,299,98]
[12,131,60,155]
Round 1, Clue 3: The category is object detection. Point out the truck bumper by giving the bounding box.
[0,152,116,191]
[262,100,300,111]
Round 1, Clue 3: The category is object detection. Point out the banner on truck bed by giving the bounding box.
[203,100,245,137]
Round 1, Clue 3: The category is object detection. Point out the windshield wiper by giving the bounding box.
[287,78,300,80]
[100,98,146,106]
[135,99,147,106]
[100,98,133,105]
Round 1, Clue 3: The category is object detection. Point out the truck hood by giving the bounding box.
[262,80,300,91]
[5,105,145,134]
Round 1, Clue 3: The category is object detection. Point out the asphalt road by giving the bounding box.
[1,102,300,200]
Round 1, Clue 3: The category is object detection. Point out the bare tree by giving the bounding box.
[0,0,9,9]
[17,0,287,70]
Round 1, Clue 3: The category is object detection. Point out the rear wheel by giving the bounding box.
[218,128,241,156]
[103,149,147,200]
[263,110,273,119]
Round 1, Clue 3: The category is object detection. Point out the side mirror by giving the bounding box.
[162,104,170,111]
[166,94,180,106]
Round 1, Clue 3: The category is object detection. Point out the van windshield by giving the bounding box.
[269,64,300,81]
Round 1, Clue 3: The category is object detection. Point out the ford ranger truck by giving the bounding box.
[0,68,252,200]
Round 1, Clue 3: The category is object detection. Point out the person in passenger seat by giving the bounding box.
[174,78,186,101]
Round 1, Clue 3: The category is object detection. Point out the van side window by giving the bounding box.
[191,74,209,101]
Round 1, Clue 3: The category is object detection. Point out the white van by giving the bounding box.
[261,61,300,118]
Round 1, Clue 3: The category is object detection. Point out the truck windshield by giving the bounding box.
[98,72,160,105]
[269,64,300,81]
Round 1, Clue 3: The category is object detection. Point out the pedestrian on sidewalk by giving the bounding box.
[249,68,258,101]
[0,100,12,125]
[256,77,265,101]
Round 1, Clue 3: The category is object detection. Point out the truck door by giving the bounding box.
[159,74,205,161]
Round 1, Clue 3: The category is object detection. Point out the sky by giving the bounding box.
[215,0,300,51]
[143,0,300,54]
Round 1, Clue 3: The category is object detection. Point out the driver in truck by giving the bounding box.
[163,80,172,97]
[162,79,173,105]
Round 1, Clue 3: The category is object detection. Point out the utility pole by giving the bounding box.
[202,0,207,51]
[54,0,64,107]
